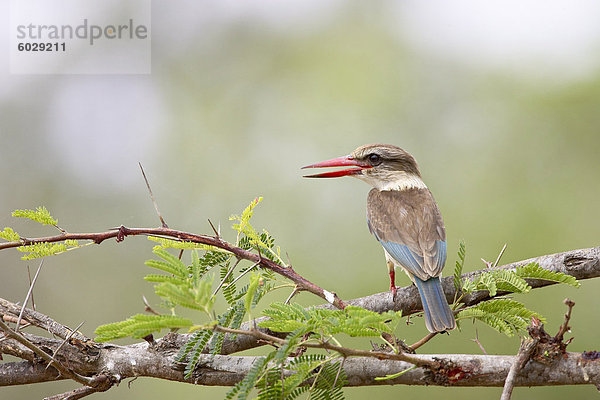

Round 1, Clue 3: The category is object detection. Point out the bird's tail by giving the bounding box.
[414,276,456,333]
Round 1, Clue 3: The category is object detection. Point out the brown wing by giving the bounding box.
[366,188,446,280]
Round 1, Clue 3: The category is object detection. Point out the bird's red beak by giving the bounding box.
[302,155,371,178]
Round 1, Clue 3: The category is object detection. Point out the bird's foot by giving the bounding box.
[390,285,398,301]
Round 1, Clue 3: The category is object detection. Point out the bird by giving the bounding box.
[302,144,456,333]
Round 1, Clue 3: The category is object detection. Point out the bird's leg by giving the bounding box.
[387,260,397,299]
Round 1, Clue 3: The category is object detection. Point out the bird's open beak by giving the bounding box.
[302,155,371,178]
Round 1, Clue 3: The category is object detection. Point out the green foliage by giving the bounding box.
[245,272,261,315]
[227,352,347,400]
[516,262,580,288]
[457,299,544,336]
[5,200,581,398]
[12,206,58,226]
[0,227,20,242]
[454,239,466,293]
[227,353,275,400]
[148,236,228,253]
[96,199,280,379]
[455,245,579,338]
[461,262,578,298]
[230,197,285,265]
[17,240,80,260]
[230,197,263,239]
[259,302,402,338]
[94,314,193,342]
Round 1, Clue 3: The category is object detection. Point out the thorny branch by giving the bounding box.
[0,225,346,309]
[208,325,437,369]
[1,318,599,388]
[1,212,599,396]
[214,246,600,356]
[0,248,598,392]
[501,299,577,400]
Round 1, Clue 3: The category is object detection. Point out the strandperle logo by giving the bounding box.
[15,19,148,45]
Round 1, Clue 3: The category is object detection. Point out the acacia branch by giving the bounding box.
[0,225,345,309]
[0,298,91,343]
[214,246,600,355]
[1,331,599,388]
[337,246,600,315]
[2,226,599,392]
[0,319,93,386]
[210,325,437,369]
[501,338,538,399]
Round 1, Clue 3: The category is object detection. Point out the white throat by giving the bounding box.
[356,171,427,191]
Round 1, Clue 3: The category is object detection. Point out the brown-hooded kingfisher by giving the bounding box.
[303,143,456,333]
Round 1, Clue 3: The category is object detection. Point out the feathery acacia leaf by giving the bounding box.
[17,240,80,260]
[12,206,58,226]
[457,299,544,336]
[0,227,20,242]
[148,236,228,252]
[516,262,580,287]
[94,314,193,342]
[454,239,466,292]
[259,303,401,337]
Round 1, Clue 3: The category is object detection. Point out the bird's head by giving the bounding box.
[302,144,426,191]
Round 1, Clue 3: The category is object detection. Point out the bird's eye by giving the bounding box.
[368,153,381,165]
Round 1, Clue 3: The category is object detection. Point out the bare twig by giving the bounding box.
[46,321,85,371]
[0,318,93,386]
[493,243,508,268]
[142,295,161,316]
[285,287,301,304]
[26,265,36,310]
[409,332,437,351]
[554,298,575,343]
[207,218,220,238]
[471,329,488,355]
[500,338,538,400]
[211,258,242,298]
[0,298,90,343]
[15,260,43,332]
[139,162,168,229]
[43,376,114,400]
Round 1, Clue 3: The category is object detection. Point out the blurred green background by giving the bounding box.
[1,1,600,399]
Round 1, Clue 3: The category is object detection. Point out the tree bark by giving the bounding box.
[1,246,599,391]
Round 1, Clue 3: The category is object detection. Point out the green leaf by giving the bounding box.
[0,227,20,242]
[177,329,213,378]
[259,303,402,338]
[12,206,58,226]
[153,277,214,313]
[94,314,193,342]
[457,299,544,336]
[230,197,263,235]
[478,273,498,297]
[148,236,229,252]
[516,262,580,288]
[374,365,417,381]
[226,353,274,400]
[17,240,80,260]
[145,248,188,279]
[245,272,261,315]
[454,239,466,292]
[491,270,531,293]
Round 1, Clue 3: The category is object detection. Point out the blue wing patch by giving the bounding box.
[380,239,447,279]
[380,241,424,278]
[433,240,447,272]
